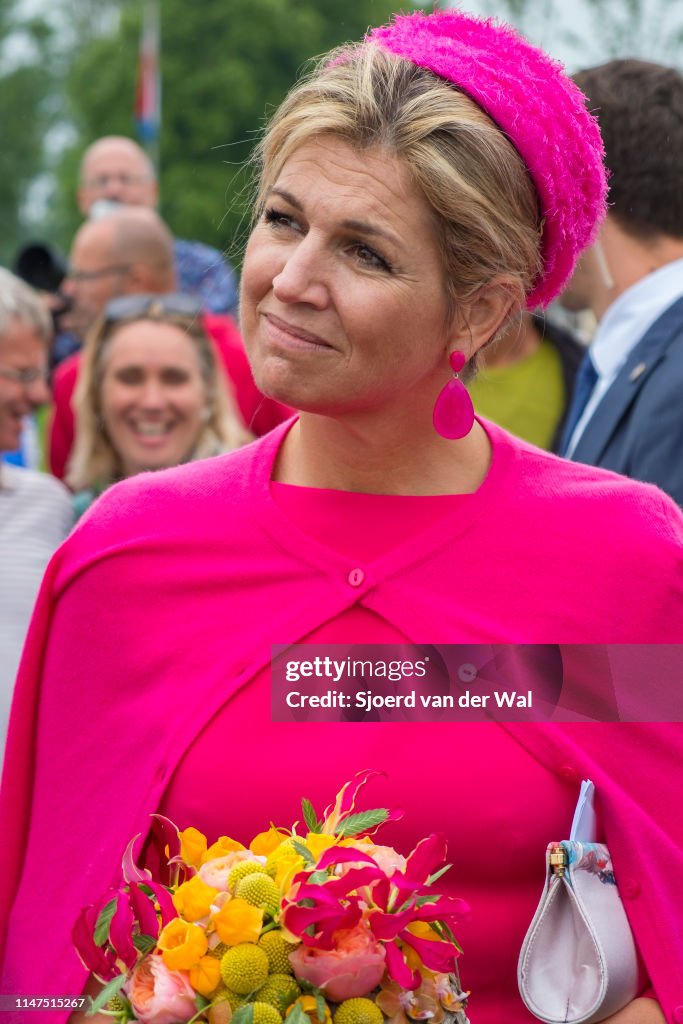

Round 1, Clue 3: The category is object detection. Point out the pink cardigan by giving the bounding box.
[2,419,683,1022]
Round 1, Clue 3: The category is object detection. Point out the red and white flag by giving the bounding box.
[135,0,161,143]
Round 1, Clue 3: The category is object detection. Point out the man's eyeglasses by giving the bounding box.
[0,366,49,386]
[67,264,131,282]
[104,293,204,322]
[83,173,153,189]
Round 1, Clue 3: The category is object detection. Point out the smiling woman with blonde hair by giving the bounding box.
[2,11,682,1023]
[66,293,251,512]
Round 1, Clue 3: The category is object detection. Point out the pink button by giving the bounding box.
[622,879,640,899]
[672,1007,683,1024]
[348,568,365,587]
[558,764,579,783]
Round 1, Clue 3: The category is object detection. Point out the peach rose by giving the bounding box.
[128,956,196,1024]
[289,921,386,1001]
[359,844,407,877]
[199,851,262,891]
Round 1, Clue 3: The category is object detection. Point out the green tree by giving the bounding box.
[51,0,401,262]
[0,6,54,264]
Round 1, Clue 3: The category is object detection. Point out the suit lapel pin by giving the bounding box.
[629,362,647,382]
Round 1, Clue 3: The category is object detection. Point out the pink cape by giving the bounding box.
[2,420,683,1021]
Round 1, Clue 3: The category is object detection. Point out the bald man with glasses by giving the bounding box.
[77,136,238,317]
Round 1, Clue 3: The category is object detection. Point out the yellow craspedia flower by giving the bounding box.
[256,974,301,1014]
[303,833,338,863]
[203,836,246,864]
[173,875,220,922]
[265,839,306,893]
[158,917,208,971]
[334,1000,383,1024]
[180,826,208,868]
[257,930,297,975]
[190,954,222,997]
[220,943,270,994]
[288,995,332,1024]
[212,897,264,945]
[250,826,289,858]
[228,861,271,893]
[235,873,282,916]
[252,1003,283,1024]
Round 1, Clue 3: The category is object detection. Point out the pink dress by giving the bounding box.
[2,419,682,1022]
[157,482,630,1023]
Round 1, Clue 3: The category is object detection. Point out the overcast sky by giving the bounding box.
[455,0,683,70]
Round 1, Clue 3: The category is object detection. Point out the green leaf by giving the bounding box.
[87,974,128,1016]
[285,1003,311,1024]
[291,839,315,865]
[132,933,157,954]
[195,995,211,1011]
[437,920,464,955]
[232,1006,255,1024]
[426,863,452,886]
[315,995,328,1023]
[302,798,321,833]
[336,808,389,837]
[306,869,329,886]
[93,897,118,947]
[415,895,440,907]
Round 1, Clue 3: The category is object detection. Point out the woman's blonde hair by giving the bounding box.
[253,44,543,322]
[67,308,252,491]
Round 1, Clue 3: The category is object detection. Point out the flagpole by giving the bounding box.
[135,0,161,176]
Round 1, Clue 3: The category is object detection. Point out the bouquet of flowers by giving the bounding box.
[74,770,470,1024]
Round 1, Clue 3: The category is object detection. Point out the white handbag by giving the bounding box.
[518,781,640,1024]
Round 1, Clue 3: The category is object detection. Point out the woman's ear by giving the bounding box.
[452,277,521,358]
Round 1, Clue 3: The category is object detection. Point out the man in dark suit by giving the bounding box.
[558,60,683,505]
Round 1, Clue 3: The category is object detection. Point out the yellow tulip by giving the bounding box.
[212,897,263,945]
[180,827,208,869]
[303,833,338,863]
[173,875,220,922]
[203,836,246,864]
[250,826,289,857]
[158,918,208,971]
[190,954,222,997]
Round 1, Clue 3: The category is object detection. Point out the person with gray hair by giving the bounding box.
[0,268,73,753]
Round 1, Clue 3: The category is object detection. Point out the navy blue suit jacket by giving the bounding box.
[571,294,683,505]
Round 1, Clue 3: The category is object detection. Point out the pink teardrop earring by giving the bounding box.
[433,350,475,439]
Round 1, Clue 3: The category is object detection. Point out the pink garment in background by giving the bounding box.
[2,419,683,1022]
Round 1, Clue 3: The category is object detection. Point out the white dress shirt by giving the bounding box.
[565,257,683,456]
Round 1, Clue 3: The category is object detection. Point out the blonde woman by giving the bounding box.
[66,293,251,513]
[3,12,682,1023]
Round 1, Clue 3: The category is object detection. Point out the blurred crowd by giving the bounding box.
[2,55,683,754]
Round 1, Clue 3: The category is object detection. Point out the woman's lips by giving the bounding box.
[263,312,334,351]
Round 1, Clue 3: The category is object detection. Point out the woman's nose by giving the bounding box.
[138,378,166,408]
[272,238,329,308]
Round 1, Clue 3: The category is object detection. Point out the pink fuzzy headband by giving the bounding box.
[369,10,607,309]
